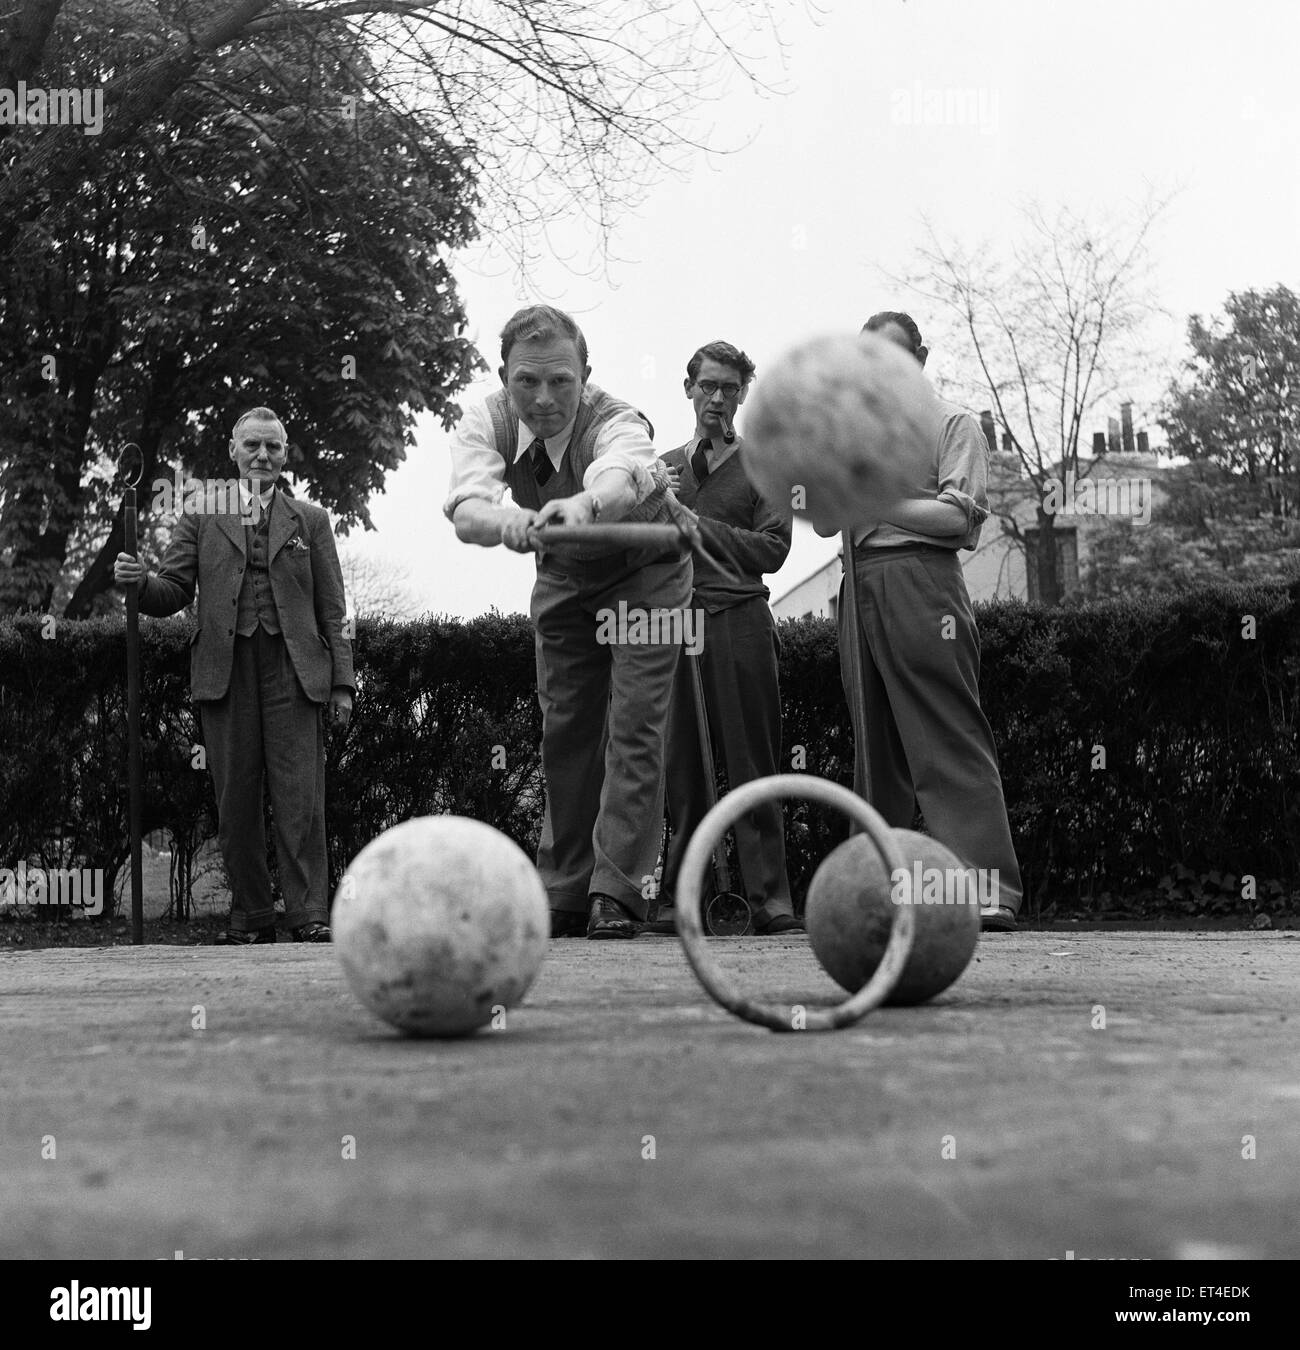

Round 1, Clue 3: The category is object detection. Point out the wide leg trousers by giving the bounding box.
[531,548,692,920]
[199,627,329,931]
[838,543,1023,913]
[662,597,794,924]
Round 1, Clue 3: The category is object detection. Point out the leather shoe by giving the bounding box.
[549,909,588,938]
[215,923,276,945]
[292,921,332,943]
[754,913,803,936]
[980,905,1018,933]
[587,894,638,940]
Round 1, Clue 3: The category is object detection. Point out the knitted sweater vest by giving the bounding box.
[486,384,686,561]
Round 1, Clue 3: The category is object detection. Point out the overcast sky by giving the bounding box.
[333,0,1300,620]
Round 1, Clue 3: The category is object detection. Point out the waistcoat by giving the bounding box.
[235,499,281,635]
[486,385,685,562]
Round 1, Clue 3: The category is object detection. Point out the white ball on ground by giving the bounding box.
[333,816,549,1038]
[742,331,942,534]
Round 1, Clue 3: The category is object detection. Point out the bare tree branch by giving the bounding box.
[880,196,1173,604]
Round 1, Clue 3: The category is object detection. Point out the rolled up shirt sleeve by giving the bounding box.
[935,410,990,536]
[443,399,508,522]
[582,407,658,505]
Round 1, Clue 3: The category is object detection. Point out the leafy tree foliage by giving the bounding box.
[1,0,788,612]
[1,3,481,613]
[1081,286,1300,597]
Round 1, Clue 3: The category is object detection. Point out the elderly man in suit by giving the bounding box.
[114,407,354,944]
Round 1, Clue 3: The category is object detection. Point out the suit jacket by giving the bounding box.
[138,487,355,704]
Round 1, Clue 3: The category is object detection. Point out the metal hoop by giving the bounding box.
[118,442,144,489]
[676,774,915,1032]
[704,890,752,937]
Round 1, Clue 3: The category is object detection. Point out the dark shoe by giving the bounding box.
[754,913,803,936]
[215,924,276,946]
[980,905,1018,933]
[291,921,332,943]
[549,909,588,939]
[587,894,638,940]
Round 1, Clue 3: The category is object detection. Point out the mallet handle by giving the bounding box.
[840,530,872,807]
[531,523,682,548]
[687,650,732,894]
[124,487,144,946]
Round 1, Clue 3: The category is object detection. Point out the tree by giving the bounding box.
[1,0,793,614]
[1,4,482,614]
[1160,285,1300,522]
[1078,467,1300,600]
[894,199,1168,605]
[338,548,422,619]
[0,1,792,275]
[1078,287,1300,597]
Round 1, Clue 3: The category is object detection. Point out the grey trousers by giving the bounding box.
[662,596,794,924]
[199,627,329,931]
[531,548,692,920]
[838,543,1023,913]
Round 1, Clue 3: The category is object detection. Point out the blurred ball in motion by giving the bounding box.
[742,332,940,534]
[334,816,549,1037]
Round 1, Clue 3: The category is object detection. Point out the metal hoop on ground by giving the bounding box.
[676,774,915,1032]
[704,890,751,937]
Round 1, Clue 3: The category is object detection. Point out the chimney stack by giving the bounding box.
[1121,402,1135,455]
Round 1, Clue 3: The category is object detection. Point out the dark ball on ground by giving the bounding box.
[805,828,981,1005]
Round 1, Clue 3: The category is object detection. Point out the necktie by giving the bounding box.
[530,437,553,486]
[691,438,711,486]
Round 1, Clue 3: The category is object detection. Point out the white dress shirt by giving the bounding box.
[851,400,989,549]
[237,481,276,522]
[443,389,659,521]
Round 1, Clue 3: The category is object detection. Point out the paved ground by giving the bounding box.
[1,933,1296,1259]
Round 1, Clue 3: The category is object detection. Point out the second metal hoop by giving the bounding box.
[675,774,915,1032]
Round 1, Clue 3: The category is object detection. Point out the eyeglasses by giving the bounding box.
[695,380,742,398]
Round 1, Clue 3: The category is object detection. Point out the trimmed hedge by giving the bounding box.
[2,581,1297,920]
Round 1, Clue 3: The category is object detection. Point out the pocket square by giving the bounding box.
[284,535,308,552]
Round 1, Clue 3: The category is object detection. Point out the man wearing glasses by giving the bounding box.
[648,341,798,936]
